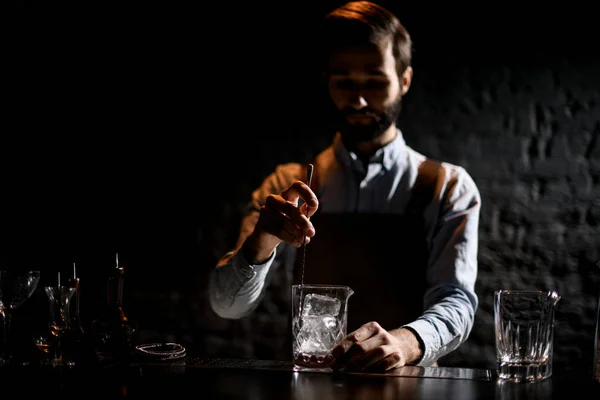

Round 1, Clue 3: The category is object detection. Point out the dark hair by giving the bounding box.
[321,1,412,74]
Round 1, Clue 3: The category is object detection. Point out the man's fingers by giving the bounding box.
[264,195,315,236]
[280,181,319,210]
[331,322,383,370]
[280,218,312,247]
[362,349,404,372]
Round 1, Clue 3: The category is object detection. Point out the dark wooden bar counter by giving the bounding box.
[3,356,599,399]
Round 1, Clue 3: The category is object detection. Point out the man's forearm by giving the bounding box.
[241,232,277,265]
[389,327,424,365]
[208,250,274,319]
[403,287,476,366]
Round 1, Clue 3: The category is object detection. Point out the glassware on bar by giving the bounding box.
[0,270,41,367]
[44,282,76,367]
[89,253,136,367]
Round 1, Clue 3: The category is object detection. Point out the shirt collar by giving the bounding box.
[333,129,406,172]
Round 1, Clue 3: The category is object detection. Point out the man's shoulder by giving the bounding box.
[407,147,474,181]
[260,162,304,191]
[270,146,337,185]
[273,162,304,177]
[406,147,480,201]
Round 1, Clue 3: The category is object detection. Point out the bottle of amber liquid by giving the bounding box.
[62,263,97,369]
[90,253,136,367]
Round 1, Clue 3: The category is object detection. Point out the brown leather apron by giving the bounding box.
[258,159,443,360]
[294,159,442,333]
[297,211,429,333]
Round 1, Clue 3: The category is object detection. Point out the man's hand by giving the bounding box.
[242,181,318,264]
[330,322,423,372]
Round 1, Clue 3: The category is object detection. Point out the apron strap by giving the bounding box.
[405,158,445,218]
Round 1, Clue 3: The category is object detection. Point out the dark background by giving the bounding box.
[4,1,599,370]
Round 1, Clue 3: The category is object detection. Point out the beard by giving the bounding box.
[331,95,403,148]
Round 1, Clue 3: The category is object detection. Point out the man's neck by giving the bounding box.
[350,125,397,161]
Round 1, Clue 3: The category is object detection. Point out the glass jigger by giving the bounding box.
[0,270,41,367]
[44,285,76,367]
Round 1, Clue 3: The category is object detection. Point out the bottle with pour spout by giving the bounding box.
[90,253,136,367]
[60,262,96,368]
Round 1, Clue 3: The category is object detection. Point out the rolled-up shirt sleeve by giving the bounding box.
[402,166,481,366]
[208,163,302,319]
[209,248,276,319]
